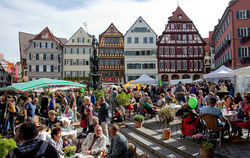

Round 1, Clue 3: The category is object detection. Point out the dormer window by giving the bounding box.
[139,19,142,23]
[42,34,47,39]
[178,15,182,20]
[110,28,114,33]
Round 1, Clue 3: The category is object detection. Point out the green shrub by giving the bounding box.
[117,92,130,106]
[0,135,17,158]
[201,141,215,151]
[134,115,144,122]
[158,107,175,128]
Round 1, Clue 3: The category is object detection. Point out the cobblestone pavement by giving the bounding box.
[128,115,250,158]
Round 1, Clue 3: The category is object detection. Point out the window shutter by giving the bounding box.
[236,11,239,19]
[77,48,79,54]
[238,47,241,58]
[77,38,79,43]
[64,49,66,54]
[77,59,79,65]
[247,10,250,18]
[248,27,250,37]
[71,48,73,54]
[70,59,72,65]
[64,59,66,65]
[83,59,85,65]
[237,28,241,37]
[248,47,250,57]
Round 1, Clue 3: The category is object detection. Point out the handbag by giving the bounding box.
[80,119,86,128]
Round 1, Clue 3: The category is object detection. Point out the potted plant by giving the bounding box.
[134,114,144,128]
[0,135,18,158]
[193,134,216,158]
[117,92,130,120]
[158,107,175,140]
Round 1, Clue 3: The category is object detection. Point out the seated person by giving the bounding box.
[46,110,60,130]
[110,108,123,124]
[88,116,99,134]
[37,125,49,141]
[63,105,74,120]
[81,125,107,157]
[144,97,157,116]
[200,97,230,133]
[225,95,235,111]
[157,93,165,108]
[48,127,64,156]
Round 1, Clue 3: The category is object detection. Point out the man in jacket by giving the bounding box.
[105,124,129,158]
[81,125,107,157]
[98,96,110,141]
[109,88,118,117]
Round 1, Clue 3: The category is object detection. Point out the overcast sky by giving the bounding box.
[0,0,230,63]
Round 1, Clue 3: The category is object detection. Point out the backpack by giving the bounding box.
[8,141,48,158]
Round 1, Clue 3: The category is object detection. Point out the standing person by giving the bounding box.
[110,88,118,117]
[49,94,56,110]
[89,91,96,106]
[69,92,77,121]
[105,124,129,158]
[81,97,93,133]
[3,96,16,136]
[175,82,186,103]
[209,82,218,94]
[6,122,59,158]
[98,96,110,141]
[24,98,38,121]
[0,95,7,133]
[40,92,49,118]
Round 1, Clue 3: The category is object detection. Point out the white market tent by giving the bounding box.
[203,65,234,82]
[233,66,250,95]
[233,66,250,75]
[130,74,158,85]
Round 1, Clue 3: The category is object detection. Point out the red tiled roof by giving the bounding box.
[168,6,191,22]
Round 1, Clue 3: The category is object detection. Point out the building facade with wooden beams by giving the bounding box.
[157,6,205,82]
[124,16,158,82]
[98,23,124,84]
[212,0,250,69]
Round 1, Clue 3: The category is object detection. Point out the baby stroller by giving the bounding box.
[176,106,203,139]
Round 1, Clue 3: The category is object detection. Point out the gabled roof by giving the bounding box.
[168,6,191,22]
[99,23,123,37]
[64,27,91,45]
[124,16,157,37]
[19,32,36,60]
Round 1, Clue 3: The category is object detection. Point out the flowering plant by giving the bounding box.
[192,134,216,151]
[64,146,76,157]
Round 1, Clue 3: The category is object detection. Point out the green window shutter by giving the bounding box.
[248,47,250,57]
[77,48,79,54]
[247,10,250,18]
[238,47,241,58]
[236,11,239,19]
[77,59,79,65]
[64,71,66,78]
[64,59,66,65]
[237,28,241,37]
[64,49,66,54]
[77,38,79,43]
[83,59,85,65]
[83,48,85,54]
[83,38,85,43]
[71,48,73,54]
[70,71,72,77]
[83,71,85,77]
[248,27,250,37]
[70,59,73,65]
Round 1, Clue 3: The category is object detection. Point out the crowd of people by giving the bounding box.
[0,79,249,157]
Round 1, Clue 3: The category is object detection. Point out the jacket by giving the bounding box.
[98,102,110,123]
[107,133,129,158]
[81,133,107,157]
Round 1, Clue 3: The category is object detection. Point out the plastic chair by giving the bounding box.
[201,114,225,148]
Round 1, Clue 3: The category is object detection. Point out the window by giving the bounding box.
[183,48,187,55]
[29,65,31,72]
[183,60,187,70]
[143,37,148,43]
[58,66,60,72]
[105,60,109,65]
[43,65,47,72]
[115,60,119,65]
[50,65,54,72]
[171,24,174,30]
[194,47,198,55]
[39,42,42,48]
[33,42,36,48]
[110,49,114,54]
[134,37,139,43]
[79,48,83,54]
[134,27,147,32]
[115,38,119,43]
[73,48,77,54]
[43,54,46,60]
[194,61,198,69]
[177,60,181,70]
[66,71,71,77]
[50,54,54,60]
[79,38,84,43]
[183,24,186,30]
[36,65,39,72]
[86,59,89,65]
[115,49,119,54]
[149,37,154,43]
[66,48,71,54]
[183,35,187,40]
[45,42,48,48]
[127,37,132,43]
[171,48,175,56]
[165,47,169,55]
[178,15,182,20]
[238,47,250,57]
[110,60,114,65]
[72,59,77,65]
[237,10,248,19]
[105,49,109,54]
[110,28,114,33]
[171,61,175,69]
[105,37,109,43]
[238,27,248,37]
[100,60,104,65]
[200,47,204,56]
[189,60,193,69]
[99,48,103,54]
[110,38,114,43]
[200,61,203,69]
[36,54,39,60]
[127,63,141,69]
[178,34,181,40]
[159,47,163,56]
[165,60,169,69]
[188,35,193,40]
[29,54,32,60]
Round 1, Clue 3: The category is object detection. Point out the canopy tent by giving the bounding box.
[34,86,82,93]
[130,74,158,85]
[203,65,234,82]
[233,66,250,76]
[123,81,140,88]
[0,78,85,92]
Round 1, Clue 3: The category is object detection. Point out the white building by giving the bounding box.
[63,27,92,79]
[124,16,158,82]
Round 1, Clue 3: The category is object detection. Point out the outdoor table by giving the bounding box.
[62,128,77,139]
[223,111,238,122]
[169,104,182,113]
[73,153,94,158]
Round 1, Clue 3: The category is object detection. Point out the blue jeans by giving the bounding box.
[0,111,4,130]
[3,116,15,136]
